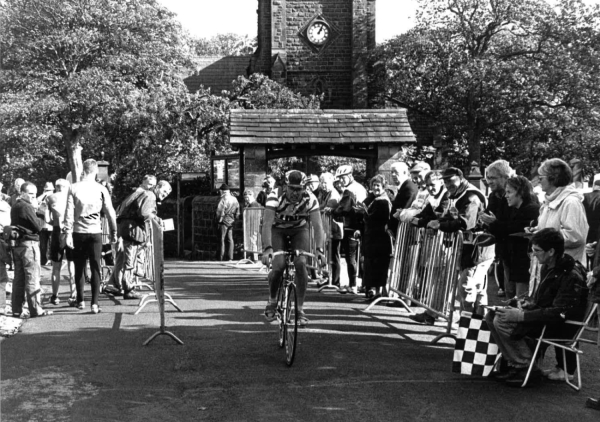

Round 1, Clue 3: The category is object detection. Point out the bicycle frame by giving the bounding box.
[270,249,314,366]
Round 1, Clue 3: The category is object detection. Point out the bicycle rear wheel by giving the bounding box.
[284,283,298,366]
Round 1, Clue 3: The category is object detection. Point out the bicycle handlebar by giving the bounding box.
[271,249,315,259]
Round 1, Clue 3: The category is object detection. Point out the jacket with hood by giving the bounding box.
[512,254,588,339]
[535,185,588,263]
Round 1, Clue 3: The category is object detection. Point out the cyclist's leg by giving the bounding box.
[265,228,286,319]
[289,227,310,312]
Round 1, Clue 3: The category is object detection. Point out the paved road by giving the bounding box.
[1,260,599,422]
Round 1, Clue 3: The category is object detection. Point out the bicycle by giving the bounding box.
[269,248,315,366]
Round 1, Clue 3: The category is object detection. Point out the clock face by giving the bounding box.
[307,22,329,45]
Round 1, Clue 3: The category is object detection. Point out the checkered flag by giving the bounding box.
[452,311,499,376]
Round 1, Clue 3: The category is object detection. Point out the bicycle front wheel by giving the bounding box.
[284,283,298,366]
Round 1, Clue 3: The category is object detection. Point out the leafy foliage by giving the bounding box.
[371,0,600,176]
[0,0,319,199]
[192,33,257,56]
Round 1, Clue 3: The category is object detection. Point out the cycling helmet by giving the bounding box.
[334,165,353,180]
[285,170,307,187]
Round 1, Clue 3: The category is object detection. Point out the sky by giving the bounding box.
[157,0,420,43]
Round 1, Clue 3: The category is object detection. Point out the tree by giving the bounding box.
[371,0,600,174]
[192,33,257,57]
[0,0,194,183]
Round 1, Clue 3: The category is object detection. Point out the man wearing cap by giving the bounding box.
[37,181,55,266]
[216,183,240,261]
[333,165,367,294]
[257,176,276,207]
[399,162,432,222]
[409,167,489,324]
[388,162,418,236]
[306,174,321,197]
[261,170,325,326]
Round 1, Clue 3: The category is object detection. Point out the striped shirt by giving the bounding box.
[266,190,319,229]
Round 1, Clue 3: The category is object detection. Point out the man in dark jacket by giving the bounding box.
[486,228,588,386]
[10,182,53,318]
[388,162,418,235]
[112,181,171,299]
[480,160,514,297]
[586,223,600,410]
[583,180,600,269]
[409,167,491,324]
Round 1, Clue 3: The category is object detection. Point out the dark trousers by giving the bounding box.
[341,233,359,287]
[218,224,234,261]
[72,233,102,306]
[39,229,51,266]
[331,238,341,285]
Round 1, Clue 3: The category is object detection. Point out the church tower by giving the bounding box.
[250,0,376,109]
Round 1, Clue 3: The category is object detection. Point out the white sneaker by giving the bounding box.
[349,287,358,295]
[542,367,560,376]
[547,368,574,381]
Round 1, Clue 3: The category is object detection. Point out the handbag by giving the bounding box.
[452,311,499,376]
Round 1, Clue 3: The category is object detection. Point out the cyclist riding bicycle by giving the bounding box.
[261,170,325,326]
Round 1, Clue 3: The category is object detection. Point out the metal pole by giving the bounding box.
[177,174,181,258]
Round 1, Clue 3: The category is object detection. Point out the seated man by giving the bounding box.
[486,228,588,386]
[261,170,325,326]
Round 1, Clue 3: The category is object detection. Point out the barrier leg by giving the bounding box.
[364,290,414,313]
[135,293,182,315]
[144,328,184,346]
[430,317,457,344]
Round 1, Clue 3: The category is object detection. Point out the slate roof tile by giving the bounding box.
[230,109,416,145]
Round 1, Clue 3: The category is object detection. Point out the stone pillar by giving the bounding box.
[244,145,267,197]
[251,0,272,75]
[270,0,287,85]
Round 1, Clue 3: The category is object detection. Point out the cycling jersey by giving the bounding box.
[266,190,319,230]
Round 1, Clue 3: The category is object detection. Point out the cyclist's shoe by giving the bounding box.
[297,310,309,327]
[264,302,277,321]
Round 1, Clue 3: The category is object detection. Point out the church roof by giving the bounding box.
[229,109,417,145]
[184,56,251,94]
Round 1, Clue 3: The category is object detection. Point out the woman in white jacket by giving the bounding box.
[532,158,588,263]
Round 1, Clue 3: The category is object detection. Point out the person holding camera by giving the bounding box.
[9,181,53,318]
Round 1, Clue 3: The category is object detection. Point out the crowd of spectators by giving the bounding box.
[0,160,171,317]
[238,157,598,401]
[0,156,599,406]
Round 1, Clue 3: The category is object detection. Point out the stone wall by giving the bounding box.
[191,195,243,261]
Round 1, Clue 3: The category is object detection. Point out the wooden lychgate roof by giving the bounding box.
[229,109,416,145]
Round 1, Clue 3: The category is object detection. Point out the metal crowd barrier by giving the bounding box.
[366,221,463,344]
[126,220,183,346]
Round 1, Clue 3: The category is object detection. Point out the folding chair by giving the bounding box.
[522,302,599,390]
